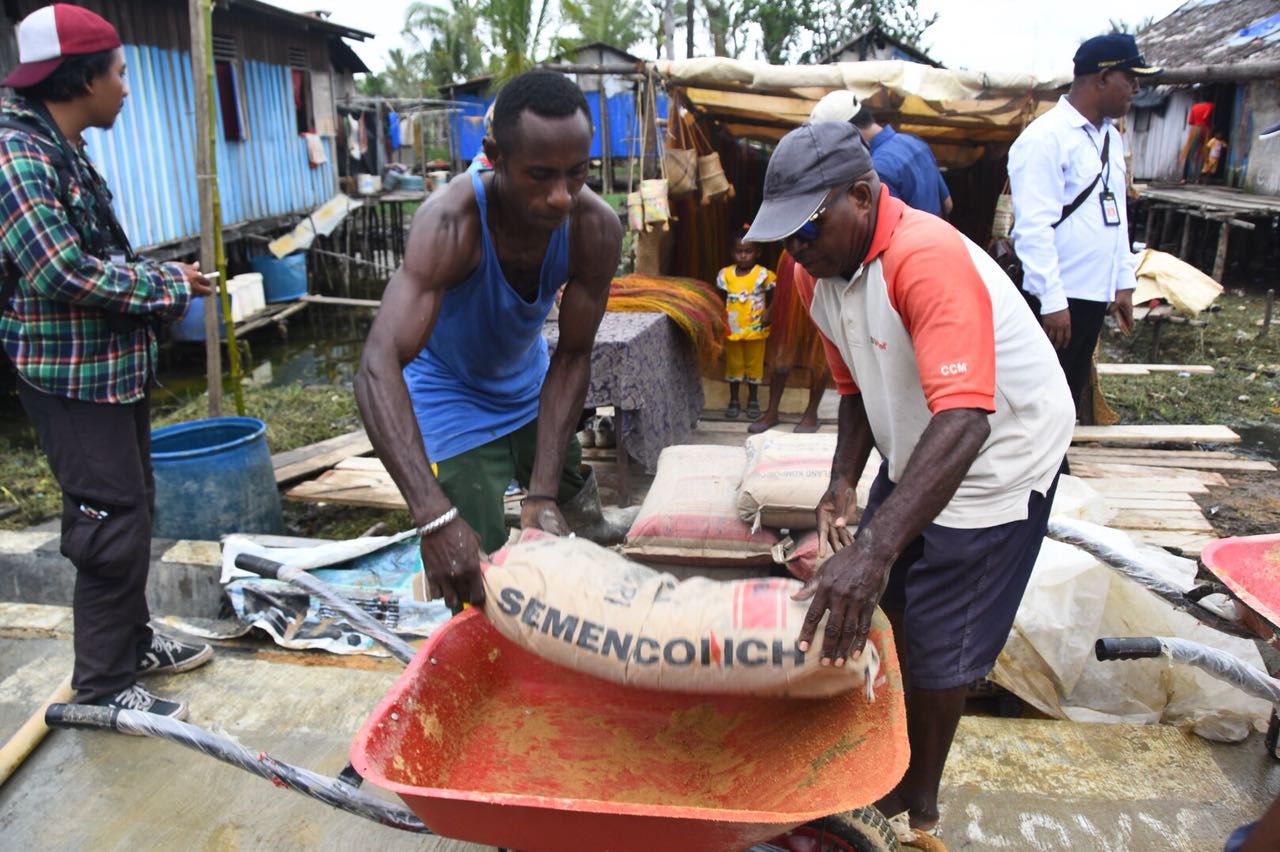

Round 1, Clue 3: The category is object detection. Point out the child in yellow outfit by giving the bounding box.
[716,235,776,418]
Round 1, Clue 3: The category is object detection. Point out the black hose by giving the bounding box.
[45,704,430,833]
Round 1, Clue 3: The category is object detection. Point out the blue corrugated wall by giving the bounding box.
[449,90,668,166]
[82,43,335,250]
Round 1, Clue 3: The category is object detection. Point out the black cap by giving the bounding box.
[744,121,873,244]
[1073,33,1161,77]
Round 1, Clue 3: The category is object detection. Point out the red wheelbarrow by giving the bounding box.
[45,554,910,851]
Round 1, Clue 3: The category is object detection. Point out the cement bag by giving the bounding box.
[483,531,881,699]
[772,531,824,582]
[738,432,836,531]
[624,445,779,565]
[738,432,883,532]
[991,521,1271,742]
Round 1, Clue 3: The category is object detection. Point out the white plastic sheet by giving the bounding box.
[992,495,1272,742]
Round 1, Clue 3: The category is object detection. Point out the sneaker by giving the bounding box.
[137,634,214,677]
[92,684,188,725]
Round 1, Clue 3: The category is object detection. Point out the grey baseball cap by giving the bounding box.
[744,120,873,243]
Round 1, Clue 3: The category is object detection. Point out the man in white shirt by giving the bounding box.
[1008,33,1160,413]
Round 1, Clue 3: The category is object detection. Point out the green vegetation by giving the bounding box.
[1100,289,1280,427]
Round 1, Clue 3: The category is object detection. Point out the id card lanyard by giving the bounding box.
[1091,128,1121,227]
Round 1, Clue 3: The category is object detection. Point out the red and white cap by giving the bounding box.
[1,4,122,89]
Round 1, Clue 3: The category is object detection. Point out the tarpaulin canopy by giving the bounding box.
[653,58,1071,168]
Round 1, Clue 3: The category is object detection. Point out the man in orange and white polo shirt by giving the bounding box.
[745,121,1074,834]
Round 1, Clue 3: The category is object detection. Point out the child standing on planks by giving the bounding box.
[716,229,775,419]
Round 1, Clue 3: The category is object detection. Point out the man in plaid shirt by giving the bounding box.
[0,5,214,719]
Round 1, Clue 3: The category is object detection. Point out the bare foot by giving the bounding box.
[875,791,940,833]
[748,412,780,434]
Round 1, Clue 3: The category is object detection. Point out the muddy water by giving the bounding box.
[1233,422,1280,464]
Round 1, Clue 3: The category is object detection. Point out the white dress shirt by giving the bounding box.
[1007,96,1137,314]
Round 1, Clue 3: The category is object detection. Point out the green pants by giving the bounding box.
[435,418,585,552]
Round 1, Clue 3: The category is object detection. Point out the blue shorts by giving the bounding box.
[861,462,1059,690]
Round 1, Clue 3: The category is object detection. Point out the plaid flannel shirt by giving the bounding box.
[0,97,191,404]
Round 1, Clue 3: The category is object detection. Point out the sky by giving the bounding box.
[273,0,1187,78]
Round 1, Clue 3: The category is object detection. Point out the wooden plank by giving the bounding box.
[1125,530,1217,557]
[1081,478,1211,495]
[1068,451,1273,473]
[272,430,373,484]
[1096,364,1214,376]
[285,468,407,510]
[1104,496,1204,512]
[1069,462,1228,487]
[1068,447,1245,460]
[335,455,386,472]
[1108,511,1216,533]
[1078,424,1239,445]
[1072,424,1240,445]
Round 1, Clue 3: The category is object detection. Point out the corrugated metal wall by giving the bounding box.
[82,43,335,250]
[1128,89,1195,182]
[1243,82,1280,195]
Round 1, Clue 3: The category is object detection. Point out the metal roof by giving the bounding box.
[1139,0,1280,69]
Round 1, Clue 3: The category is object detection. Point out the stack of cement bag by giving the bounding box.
[620,433,874,579]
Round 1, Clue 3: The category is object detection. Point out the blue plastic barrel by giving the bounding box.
[250,252,308,303]
[151,417,284,540]
[169,295,224,342]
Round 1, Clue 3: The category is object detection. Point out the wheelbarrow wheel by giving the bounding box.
[778,806,899,851]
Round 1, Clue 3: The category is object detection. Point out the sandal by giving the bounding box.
[746,401,762,419]
[724,402,741,419]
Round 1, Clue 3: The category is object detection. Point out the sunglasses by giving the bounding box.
[788,184,850,243]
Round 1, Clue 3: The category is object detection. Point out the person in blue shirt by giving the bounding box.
[810,90,952,219]
[356,70,624,611]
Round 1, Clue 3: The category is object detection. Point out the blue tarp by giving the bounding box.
[449,90,668,165]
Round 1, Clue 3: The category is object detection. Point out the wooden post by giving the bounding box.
[1159,205,1178,251]
[1213,220,1230,283]
[1261,289,1275,339]
[1178,211,1193,259]
[190,0,221,416]
[598,88,613,194]
[1143,204,1157,249]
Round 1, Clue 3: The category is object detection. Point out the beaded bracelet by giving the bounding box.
[416,506,458,537]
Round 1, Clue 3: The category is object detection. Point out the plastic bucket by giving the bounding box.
[151,417,283,540]
[250,252,308,303]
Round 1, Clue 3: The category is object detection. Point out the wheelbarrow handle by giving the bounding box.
[1184,582,1231,604]
[45,702,119,732]
[1095,637,1164,661]
[234,553,284,580]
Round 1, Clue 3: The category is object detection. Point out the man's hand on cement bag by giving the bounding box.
[794,541,890,669]
[420,517,487,609]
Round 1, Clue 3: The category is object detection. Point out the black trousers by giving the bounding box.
[19,382,154,702]
[1021,294,1110,413]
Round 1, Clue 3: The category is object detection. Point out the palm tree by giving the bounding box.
[404,0,486,90]
[479,0,557,83]
[559,0,651,53]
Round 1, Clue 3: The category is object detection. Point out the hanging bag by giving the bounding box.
[662,105,698,198]
[689,118,735,205]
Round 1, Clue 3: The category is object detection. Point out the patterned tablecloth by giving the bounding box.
[544,311,703,472]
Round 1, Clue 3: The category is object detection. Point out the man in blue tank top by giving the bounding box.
[356,70,623,611]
